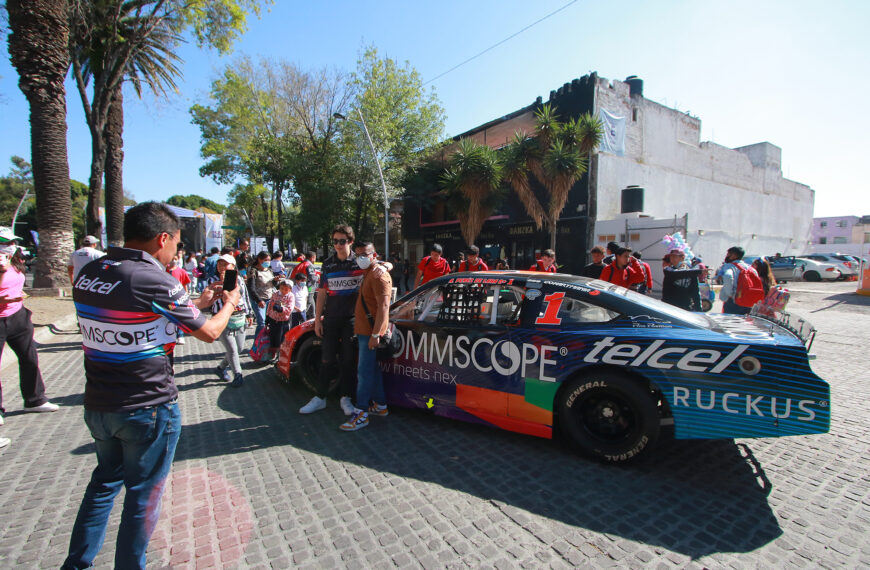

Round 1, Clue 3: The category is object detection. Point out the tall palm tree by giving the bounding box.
[103,19,184,245]
[69,0,185,239]
[440,139,503,247]
[502,104,603,251]
[6,0,75,288]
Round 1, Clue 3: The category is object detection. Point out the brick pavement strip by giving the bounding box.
[0,281,867,568]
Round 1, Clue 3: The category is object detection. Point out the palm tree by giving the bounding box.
[6,0,75,288]
[440,139,503,246]
[502,104,603,251]
[103,19,184,245]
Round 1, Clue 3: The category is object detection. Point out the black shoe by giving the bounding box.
[231,373,244,388]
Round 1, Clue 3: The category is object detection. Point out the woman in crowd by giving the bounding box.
[247,251,276,338]
[752,256,777,295]
[0,235,58,446]
[206,254,252,387]
[265,278,294,362]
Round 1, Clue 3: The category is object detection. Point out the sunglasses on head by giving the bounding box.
[332,238,349,245]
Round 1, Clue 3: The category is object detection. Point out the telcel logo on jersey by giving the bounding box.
[582,337,748,374]
[75,275,122,295]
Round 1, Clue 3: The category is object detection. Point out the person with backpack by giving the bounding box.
[719,246,765,315]
[458,245,488,272]
[630,251,653,294]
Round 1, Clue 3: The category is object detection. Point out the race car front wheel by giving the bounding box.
[294,335,340,395]
[558,373,660,463]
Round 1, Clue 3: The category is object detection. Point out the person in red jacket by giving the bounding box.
[415,243,451,287]
[630,251,653,294]
[599,247,646,288]
[529,249,557,272]
[458,245,488,272]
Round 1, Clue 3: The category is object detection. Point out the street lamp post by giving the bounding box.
[11,188,31,233]
[334,111,390,259]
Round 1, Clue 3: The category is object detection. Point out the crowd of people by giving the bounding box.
[0,205,789,567]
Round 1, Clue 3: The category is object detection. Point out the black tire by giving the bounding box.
[558,372,660,463]
[700,299,712,312]
[291,335,324,394]
[804,270,820,282]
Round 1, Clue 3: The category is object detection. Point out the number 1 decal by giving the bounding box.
[535,292,565,325]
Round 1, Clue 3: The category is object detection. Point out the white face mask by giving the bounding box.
[356,255,373,270]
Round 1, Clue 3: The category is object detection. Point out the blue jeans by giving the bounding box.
[64,402,182,570]
[356,335,385,410]
[253,303,267,337]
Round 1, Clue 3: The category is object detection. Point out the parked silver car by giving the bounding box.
[794,257,841,282]
[799,254,858,280]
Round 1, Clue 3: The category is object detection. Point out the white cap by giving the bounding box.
[217,254,236,266]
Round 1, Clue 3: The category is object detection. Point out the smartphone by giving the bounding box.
[222,269,238,292]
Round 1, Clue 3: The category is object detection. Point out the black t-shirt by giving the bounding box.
[582,262,606,279]
[73,246,207,412]
[661,266,703,311]
[319,253,364,319]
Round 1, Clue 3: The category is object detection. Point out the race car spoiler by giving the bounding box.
[750,306,817,352]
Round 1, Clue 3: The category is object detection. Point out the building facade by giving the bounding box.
[809,215,870,257]
[401,73,817,275]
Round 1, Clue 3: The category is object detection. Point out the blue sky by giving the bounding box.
[1,0,867,217]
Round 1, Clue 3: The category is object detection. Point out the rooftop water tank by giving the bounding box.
[625,76,644,97]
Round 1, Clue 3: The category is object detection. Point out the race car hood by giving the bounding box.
[704,313,812,349]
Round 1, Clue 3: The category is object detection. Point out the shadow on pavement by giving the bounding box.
[171,366,782,559]
[809,291,870,313]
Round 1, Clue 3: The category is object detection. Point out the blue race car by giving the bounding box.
[278,271,830,462]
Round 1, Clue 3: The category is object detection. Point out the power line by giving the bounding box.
[423,1,578,86]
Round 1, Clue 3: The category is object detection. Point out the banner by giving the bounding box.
[204,213,224,252]
[598,108,626,157]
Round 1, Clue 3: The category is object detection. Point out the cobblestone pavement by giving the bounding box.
[0,282,867,568]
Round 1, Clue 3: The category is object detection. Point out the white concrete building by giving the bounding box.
[591,75,815,266]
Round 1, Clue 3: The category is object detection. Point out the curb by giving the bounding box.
[0,312,79,373]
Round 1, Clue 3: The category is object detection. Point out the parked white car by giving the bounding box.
[798,254,857,280]
[794,258,841,282]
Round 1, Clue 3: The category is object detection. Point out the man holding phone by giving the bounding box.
[65,202,241,569]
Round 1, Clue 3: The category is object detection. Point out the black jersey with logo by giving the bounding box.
[73,246,207,412]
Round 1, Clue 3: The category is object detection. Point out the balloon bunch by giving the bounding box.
[662,232,695,260]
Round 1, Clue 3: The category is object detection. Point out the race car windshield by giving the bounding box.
[611,286,712,328]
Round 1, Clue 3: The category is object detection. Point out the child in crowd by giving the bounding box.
[290,272,309,328]
[271,251,286,277]
[266,278,295,362]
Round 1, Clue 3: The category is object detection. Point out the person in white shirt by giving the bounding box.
[68,235,105,283]
[270,250,286,277]
[290,272,309,328]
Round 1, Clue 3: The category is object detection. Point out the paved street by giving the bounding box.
[0,281,868,568]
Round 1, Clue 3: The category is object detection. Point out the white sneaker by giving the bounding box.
[0,437,9,449]
[24,402,59,413]
[339,396,355,416]
[299,396,326,414]
[176,336,186,345]
[0,415,4,426]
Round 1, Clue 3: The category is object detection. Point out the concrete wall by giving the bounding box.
[591,75,815,265]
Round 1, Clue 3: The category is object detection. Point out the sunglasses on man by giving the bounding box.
[332,238,350,245]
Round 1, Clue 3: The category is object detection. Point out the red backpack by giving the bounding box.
[732,261,765,307]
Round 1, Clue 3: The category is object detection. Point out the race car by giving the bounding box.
[276,271,830,462]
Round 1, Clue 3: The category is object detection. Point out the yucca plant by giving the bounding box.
[502,103,603,250]
[440,138,504,246]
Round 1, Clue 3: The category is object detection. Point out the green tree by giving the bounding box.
[167,194,226,213]
[502,104,603,250]
[341,46,446,242]
[191,57,352,250]
[440,139,504,246]
[6,0,75,287]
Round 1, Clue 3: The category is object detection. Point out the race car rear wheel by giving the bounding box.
[558,373,660,463]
